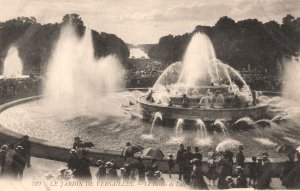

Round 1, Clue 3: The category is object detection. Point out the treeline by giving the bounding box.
[148,15,300,73]
[0,14,129,75]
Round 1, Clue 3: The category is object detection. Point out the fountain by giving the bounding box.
[140,112,162,140]
[43,24,125,118]
[195,118,213,146]
[174,118,184,136]
[139,33,268,124]
[214,119,228,136]
[2,25,300,160]
[0,46,29,79]
[150,112,162,134]
[196,119,207,138]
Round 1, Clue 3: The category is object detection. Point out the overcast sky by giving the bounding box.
[0,0,299,44]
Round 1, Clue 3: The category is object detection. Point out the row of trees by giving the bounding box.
[0,14,130,74]
[148,15,300,74]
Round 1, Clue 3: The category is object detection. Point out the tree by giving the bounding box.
[283,14,295,25]
[0,14,129,74]
[148,15,300,76]
[62,13,85,36]
[215,16,236,31]
[62,13,84,27]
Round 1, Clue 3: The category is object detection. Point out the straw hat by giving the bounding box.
[96,160,104,166]
[105,162,113,168]
[208,152,214,158]
[226,176,233,182]
[1,144,8,150]
[190,158,200,164]
[69,149,76,154]
[64,169,73,177]
[235,166,243,172]
[58,167,67,173]
[16,146,24,151]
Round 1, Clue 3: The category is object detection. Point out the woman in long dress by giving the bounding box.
[190,159,208,190]
[217,152,232,189]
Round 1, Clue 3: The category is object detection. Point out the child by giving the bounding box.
[248,156,258,187]
[154,171,165,185]
[105,161,118,180]
[168,154,175,178]
[236,166,247,188]
[206,152,218,186]
[96,160,106,180]
[225,176,235,189]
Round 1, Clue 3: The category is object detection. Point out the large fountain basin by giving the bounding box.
[0,94,297,161]
[139,95,268,121]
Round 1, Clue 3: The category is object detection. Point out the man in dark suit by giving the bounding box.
[183,146,194,184]
[176,143,185,180]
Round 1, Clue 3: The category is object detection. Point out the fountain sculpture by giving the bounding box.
[139,33,268,126]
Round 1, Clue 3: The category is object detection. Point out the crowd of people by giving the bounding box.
[0,77,42,100]
[64,140,300,189]
[44,139,300,189]
[1,136,300,190]
[173,144,274,189]
[47,140,300,189]
[125,59,283,92]
[246,76,282,92]
[0,135,31,181]
[126,59,165,88]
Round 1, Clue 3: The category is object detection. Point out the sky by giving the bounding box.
[0,0,299,44]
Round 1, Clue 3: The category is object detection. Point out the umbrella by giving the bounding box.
[216,139,242,152]
[277,144,296,156]
[121,145,144,157]
[142,148,164,159]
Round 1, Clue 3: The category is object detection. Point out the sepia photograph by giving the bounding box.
[0,0,299,190]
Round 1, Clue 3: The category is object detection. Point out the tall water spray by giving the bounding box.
[214,119,228,136]
[43,24,125,116]
[283,56,300,103]
[178,33,217,86]
[153,32,252,104]
[175,118,184,136]
[2,46,23,77]
[150,112,162,134]
[196,119,207,139]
